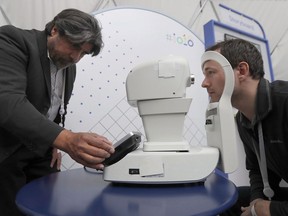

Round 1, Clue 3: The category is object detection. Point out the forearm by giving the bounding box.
[0,93,64,156]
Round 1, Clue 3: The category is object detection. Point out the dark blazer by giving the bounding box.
[0,25,76,163]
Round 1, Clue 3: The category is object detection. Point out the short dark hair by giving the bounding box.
[206,39,264,79]
[45,8,103,56]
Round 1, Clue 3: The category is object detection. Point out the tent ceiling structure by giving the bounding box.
[0,0,287,80]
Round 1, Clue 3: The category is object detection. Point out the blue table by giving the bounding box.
[16,168,238,216]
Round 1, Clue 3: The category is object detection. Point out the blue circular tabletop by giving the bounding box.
[16,168,238,216]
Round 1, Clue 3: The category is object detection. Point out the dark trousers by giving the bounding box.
[0,145,59,216]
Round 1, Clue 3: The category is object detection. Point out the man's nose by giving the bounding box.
[201,78,209,88]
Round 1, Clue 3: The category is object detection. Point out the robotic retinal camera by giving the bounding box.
[103,54,238,184]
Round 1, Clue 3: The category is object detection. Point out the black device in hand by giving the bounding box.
[103,131,142,166]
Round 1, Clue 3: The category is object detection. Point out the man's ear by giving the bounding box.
[237,62,249,81]
[50,26,58,36]
[238,62,249,75]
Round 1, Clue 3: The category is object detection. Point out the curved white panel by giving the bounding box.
[63,8,207,169]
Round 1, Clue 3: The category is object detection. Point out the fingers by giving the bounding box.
[69,152,106,170]
[240,206,251,216]
[62,132,115,169]
[56,151,62,170]
[50,148,62,170]
[84,133,114,154]
[50,154,56,168]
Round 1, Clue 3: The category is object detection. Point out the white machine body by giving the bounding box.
[126,56,194,151]
[104,54,237,183]
[103,147,219,183]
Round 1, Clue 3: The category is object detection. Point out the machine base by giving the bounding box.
[103,146,219,184]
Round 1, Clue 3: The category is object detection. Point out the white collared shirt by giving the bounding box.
[46,59,64,121]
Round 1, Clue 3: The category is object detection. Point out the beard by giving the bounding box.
[50,52,74,70]
[48,38,75,70]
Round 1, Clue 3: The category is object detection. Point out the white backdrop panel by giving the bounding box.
[63,7,207,170]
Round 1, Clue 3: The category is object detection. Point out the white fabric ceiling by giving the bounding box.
[0,0,287,81]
